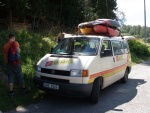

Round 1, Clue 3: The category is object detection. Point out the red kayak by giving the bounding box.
[93,25,119,37]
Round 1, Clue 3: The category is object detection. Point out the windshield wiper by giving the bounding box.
[58,52,82,56]
[58,52,74,55]
[72,52,82,55]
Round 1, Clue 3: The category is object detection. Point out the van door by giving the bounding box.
[100,40,116,88]
[111,40,126,80]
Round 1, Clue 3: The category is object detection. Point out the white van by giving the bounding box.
[34,35,132,103]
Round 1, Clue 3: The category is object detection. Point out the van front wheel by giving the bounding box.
[90,78,101,104]
[121,69,129,83]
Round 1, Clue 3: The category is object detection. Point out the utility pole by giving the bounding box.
[144,0,147,42]
[106,0,108,17]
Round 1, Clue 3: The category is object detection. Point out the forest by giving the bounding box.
[121,25,150,41]
[0,0,117,31]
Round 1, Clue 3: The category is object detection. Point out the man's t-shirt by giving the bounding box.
[3,41,20,63]
[58,37,63,43]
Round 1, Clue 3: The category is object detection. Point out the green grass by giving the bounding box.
[131,54,150,65]
[0,80,45,111]
[128,39,150,65]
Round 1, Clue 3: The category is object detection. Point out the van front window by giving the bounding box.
[51,37,100,56]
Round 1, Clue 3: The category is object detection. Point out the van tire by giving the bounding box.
[121,69,129,83]
[90,78,101,104]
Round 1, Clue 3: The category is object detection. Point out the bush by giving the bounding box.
[147,38,150,43]
[128,39,150,64]
[128,39,150,57]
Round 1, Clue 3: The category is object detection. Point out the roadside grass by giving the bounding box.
[131,56,150,65]
[0,30,56,112]
[128,39,150,65]
[0,30,150,112]
[131,53,150,65]
[0,80,45,111]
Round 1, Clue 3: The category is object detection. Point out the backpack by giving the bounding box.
[8,42,20,66]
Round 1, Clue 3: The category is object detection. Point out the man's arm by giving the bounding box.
[16,47,21,53]
[56,33,61,43]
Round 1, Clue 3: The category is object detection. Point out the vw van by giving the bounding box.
[34,35,132,103]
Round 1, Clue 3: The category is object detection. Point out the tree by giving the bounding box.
[0,0,28,28]
[137,25,141,36]
[84,0,117,21]
[114,9,126,26]
[121,25,150,39]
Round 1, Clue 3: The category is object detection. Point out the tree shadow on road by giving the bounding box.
[9,78,146,113]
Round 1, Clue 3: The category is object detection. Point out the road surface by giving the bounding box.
[7,60,150,113]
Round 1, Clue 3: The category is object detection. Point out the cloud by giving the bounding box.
[117,0,150,26]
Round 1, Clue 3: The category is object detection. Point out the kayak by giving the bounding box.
[80,27,93,34]
[78,19,121,29]
[78,19,120,36]
[93,25,119,37]
[93,19,121,28]
[78,21,93,28]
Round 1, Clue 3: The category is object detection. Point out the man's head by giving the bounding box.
[62,32,66,38]
[9,34,15,41]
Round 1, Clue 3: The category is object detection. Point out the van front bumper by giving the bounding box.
[33,77,93,98]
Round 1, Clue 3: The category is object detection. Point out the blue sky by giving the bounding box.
[117,0,150,26]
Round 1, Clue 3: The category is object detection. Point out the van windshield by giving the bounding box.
[51,37,100,56]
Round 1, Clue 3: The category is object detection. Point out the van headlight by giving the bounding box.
[70,69,89,77]
[70,69,82,77]
[36,65,41,72]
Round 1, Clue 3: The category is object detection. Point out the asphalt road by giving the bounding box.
[7,60,150,113]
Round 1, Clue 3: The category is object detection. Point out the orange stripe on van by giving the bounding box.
[90,63,129,79]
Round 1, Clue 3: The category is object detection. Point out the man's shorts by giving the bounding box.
[6,64,25,84]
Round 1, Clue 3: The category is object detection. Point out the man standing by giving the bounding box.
[56,32,65,43]
[3,34,27,97]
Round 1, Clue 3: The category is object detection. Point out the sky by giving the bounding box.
[117,0,150,26]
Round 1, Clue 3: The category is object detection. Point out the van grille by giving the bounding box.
[41,68,70,76]
[41,76,69,83]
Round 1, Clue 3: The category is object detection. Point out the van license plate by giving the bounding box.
[43,83,59,90]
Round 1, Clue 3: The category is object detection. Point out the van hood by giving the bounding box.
[37,54,95,71]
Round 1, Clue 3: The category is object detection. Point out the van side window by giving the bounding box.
[101,40,112,57]
[111,41,124,55]
[122,41,129,53]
